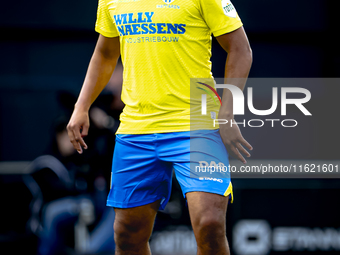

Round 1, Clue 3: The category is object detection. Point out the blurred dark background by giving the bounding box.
[0,0,339,254]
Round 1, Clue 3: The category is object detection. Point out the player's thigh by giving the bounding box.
[186,192,229,234]
[114,199,161,239]
[186,191,229,221]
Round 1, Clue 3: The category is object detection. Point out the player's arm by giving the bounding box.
[215,26,253,163]
[67,35,120,153]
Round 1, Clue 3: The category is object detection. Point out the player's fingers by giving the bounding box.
[72,129,86,154]
[79,137,88,150]
[67,126,82,153]
[80,126,89,150]
[235,142,251,158]
[240,137,253,151]
[67,123,83,153]
[230,145,247,164]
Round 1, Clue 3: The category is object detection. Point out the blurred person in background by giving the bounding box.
[37,70,123,254]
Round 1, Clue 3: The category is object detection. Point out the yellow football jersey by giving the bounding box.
[95,0,243,134]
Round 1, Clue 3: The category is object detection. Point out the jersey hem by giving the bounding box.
[106,195,167,210]
[184,187,233,203]
[116,126,219,135]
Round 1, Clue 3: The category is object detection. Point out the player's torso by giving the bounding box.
[104,0,218,134]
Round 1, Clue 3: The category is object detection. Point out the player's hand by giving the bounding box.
[219,120,252,164]
[66,108,89,154]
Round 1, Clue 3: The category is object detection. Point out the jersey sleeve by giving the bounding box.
[199,0,243,37]
[95,0,119,38]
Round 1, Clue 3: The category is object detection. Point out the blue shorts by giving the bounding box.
[107,129,232,210]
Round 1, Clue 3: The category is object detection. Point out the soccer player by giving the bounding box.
[67,0,252,254]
